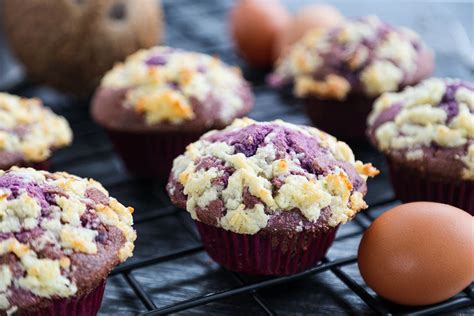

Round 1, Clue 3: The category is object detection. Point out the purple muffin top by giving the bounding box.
[367,78,474,180]
[93,46,253,132]
[167,118,378,235]
[0,168,136,314]
[0,93,72,170]
[269,16,433,100]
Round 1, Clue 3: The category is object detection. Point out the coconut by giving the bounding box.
[2,0,163,95]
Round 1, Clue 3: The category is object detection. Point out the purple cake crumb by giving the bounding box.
[371,103,403,132]
[213,124,273,157]
[145,55,167,66]
[195,199,226,226]
[95,228,108,244]
[205,123,366,191]
[440,101,459,122]
[438,82,471,122]
[0,232,13,241]
[197,65,207,73]
[0,175,50,209]
[167,81,179,90]
[81,211,100,229]
[85,188,110,205]
[242,187,262,209]
[195,156,225,171]
[15,227,43,244]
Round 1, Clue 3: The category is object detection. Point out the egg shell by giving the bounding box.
[358,202,474,306]
[230,0,291,67]
[273,4,344,60]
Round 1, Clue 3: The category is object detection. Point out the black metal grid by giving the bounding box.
[1,0,473,315]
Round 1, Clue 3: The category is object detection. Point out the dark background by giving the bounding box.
[0,0,473,315]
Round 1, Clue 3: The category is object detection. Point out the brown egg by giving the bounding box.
[358,202,474,306]
[230,0,291,67]
[273,4,344,60]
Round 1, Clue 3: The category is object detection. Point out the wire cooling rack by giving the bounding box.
[1,0,473,315]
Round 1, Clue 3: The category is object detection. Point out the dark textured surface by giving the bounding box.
[0,0,473,315]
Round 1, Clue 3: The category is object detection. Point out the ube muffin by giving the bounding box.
[269,16,434,141]
[367,78,474,214]
[0,167,136,316]
[167,118,378,275]
[0,93,72,170]
[91,46,253,179]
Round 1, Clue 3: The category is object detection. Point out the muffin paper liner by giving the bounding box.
[304,94,374,142]
[107,130,204,179]
[195,221,338,276]
[3,160,50,171]
[387,159,474,215]
[30,160,50,171]
[20,281,106,316]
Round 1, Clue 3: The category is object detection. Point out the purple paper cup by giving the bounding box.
[195,221,338,276]
[2,160,51,171]
[29,160,50,171]
[304,94,374,142]
[20,281,106,316]
[107,130,204,179]
[387,159,474,215]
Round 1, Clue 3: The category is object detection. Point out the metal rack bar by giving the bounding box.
[111,245,204,275]
[141,257,357,315]
[231,272,276,316]
[123,272,158,311]
[134,206,178,224]
[329,264,388,315]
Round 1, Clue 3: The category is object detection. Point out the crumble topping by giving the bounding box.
[168,118,378,234]
[0,93,72,163]
[368,78,474,179]
[101,46,249,125]
[270,16,429,99]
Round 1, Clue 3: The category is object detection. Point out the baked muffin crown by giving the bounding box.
[270,16,433,100]
[0,93,72,168]
[167,118,378,235]
[367,78,474,180]
[0,168,136,313]
[94,46,253,130]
